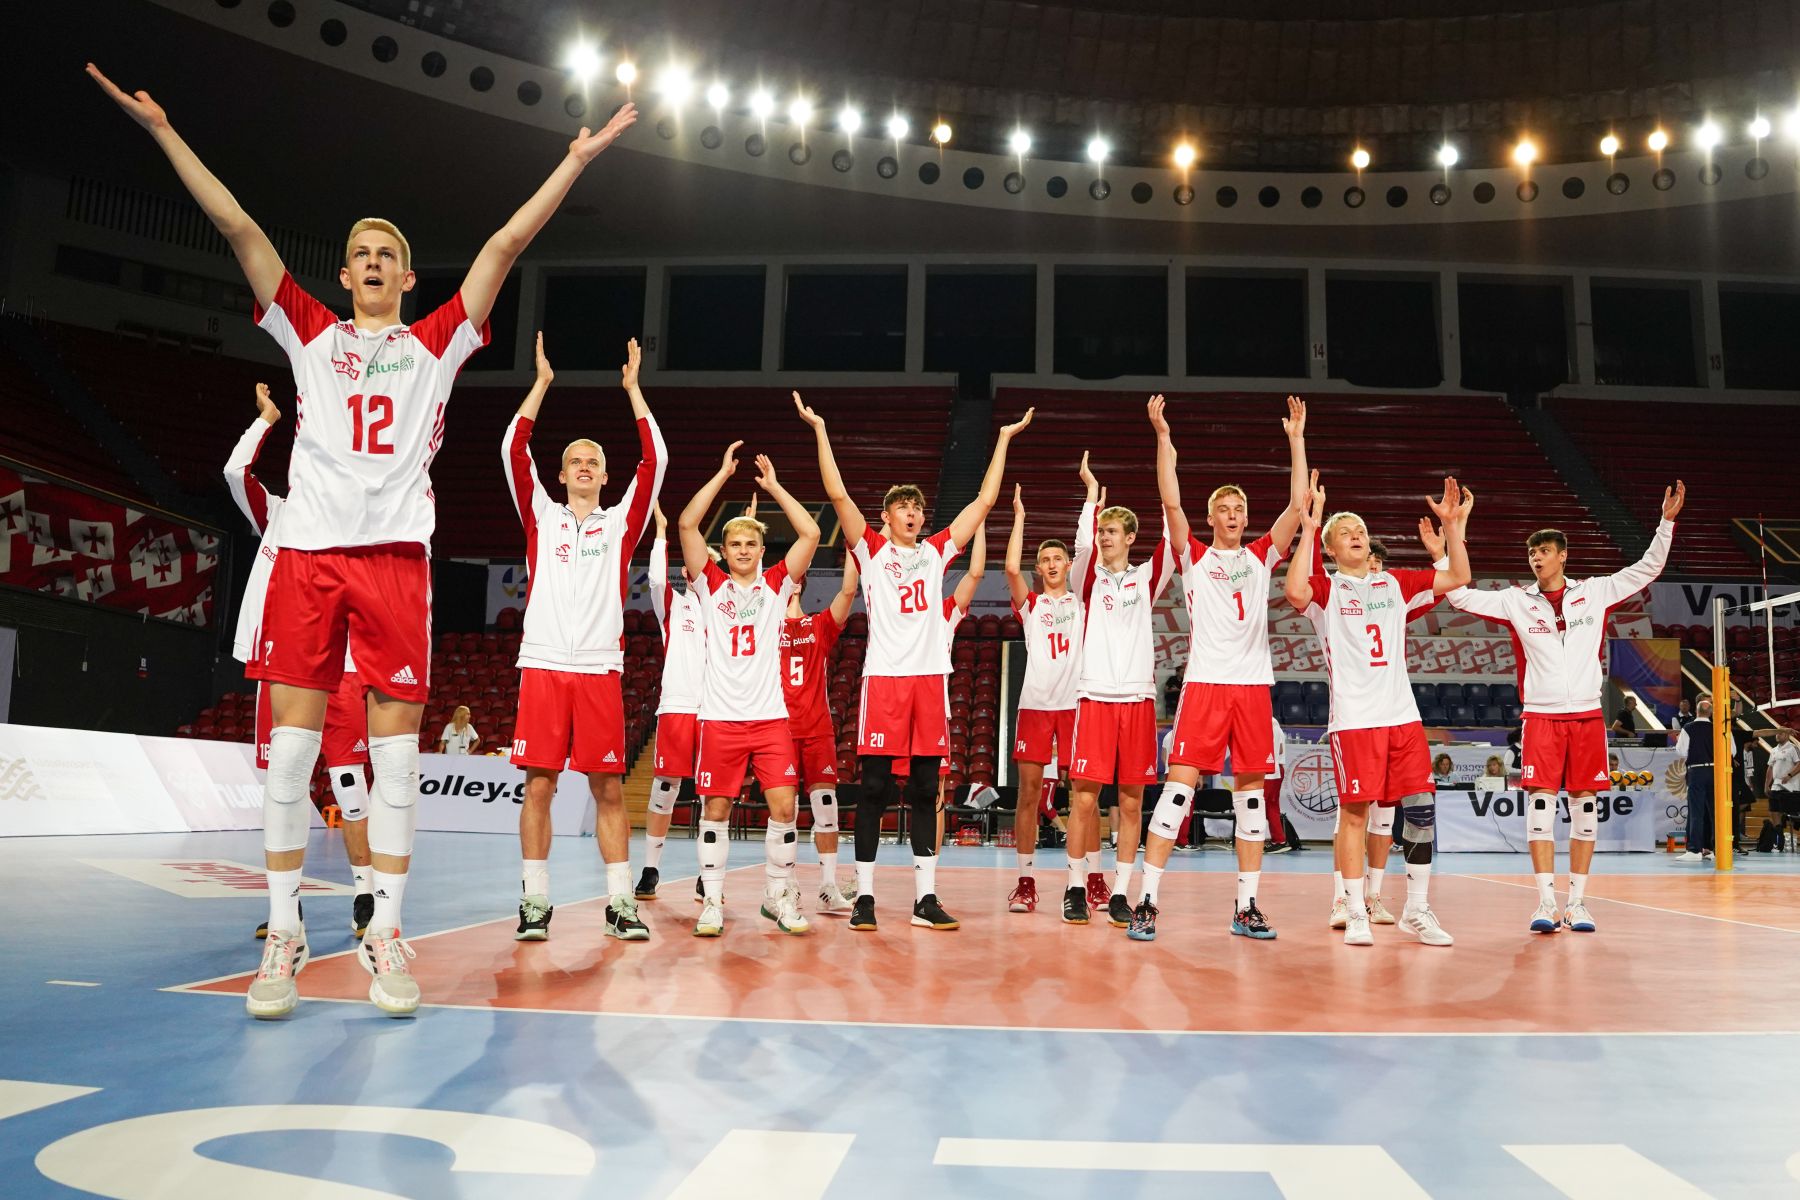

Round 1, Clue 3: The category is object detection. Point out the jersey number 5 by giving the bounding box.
[347,394,395,455]
[897,578,928,613]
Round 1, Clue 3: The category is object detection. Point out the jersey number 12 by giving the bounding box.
[347,394,395,455]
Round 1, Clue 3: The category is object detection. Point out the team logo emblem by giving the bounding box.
[555,544,570,563]
[884,561,905,582]
[331,350,363,381]
[1040,611,1055,627]
[1209,566,1231,582]
[1102,595,1114,610]
[720,598,738,618]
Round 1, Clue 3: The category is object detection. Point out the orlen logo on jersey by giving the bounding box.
[1526,619,1553,634]
[555,544,570,563]
[719,598,738,619]
[331,350,363,381]
[1101,595,1114,611]
[1339,597,1365,617]
[1039,610,1056,628]
[1208,566,1232,582]
[884,561,905,582]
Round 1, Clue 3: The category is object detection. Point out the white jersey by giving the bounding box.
[1448,520,1674,716]
[255,273,489,551]
[650,538,706,715]
[695,561,797,722]
[851,526,961,677]
[504,413,665,674]
[1016,590,1081,711]
[1072,501,1177,702]
[223,415,353,675]
[1179,534,1285,686]
[1301,565,1439,733]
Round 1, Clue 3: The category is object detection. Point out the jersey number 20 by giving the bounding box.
[897,578,928,613]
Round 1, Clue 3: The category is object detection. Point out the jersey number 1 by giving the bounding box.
[347,393,395,455]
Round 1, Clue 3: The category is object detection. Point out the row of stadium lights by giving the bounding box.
[571,43,1797,170]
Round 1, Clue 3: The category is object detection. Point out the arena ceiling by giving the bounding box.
[6,0,1798,274]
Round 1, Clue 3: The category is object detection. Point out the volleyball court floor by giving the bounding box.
[4,830,1799,1198]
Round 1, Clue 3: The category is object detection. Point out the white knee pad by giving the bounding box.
[1527,792,1557,843]
[1233,788,1267,841]
[1568,794,1599,843]
[1149,782,1193,841]
[647,776,680,816]
[808,788,840,834]
[1367,804,1396,838]
[328,764,370,823]
[263,727,321,854]
[366,734,419,858]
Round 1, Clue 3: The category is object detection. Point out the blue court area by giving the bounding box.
[4,830,1799,1198]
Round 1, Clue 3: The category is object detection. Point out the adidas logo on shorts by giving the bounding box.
[389,665,418,686]
[603,751,618,763]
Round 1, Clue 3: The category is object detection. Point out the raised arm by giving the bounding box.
[459,105,638,328]
[1267,395,1309,554]
[953,524,987,613]
[1148,396,1191,549]
[1072,459,1101,586]
[1283,471,1324,611]
[829,552,860,625]
[87,65,284,307]
[1597,481,1685,603]
[679,442,741,580]
[1004,484,1032,609]
[223,383,281,532]
[515,331,554,420]
[614,339,666,555]
[649,504,671,627]
[794,392,866,547]
[755,456,821,582]
[1424,479,1473,595]
[947,408,1034,548]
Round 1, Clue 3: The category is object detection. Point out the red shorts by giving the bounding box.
[1069,698,1159,785]
[321,670,370,767]
[511,668,625,774]
[792,732,840,791]
[254,673,368,768]
[1520,712,1610,794]
[1169,682,1275,776]
[653,712,698,779]
[1328,722,1431,806]
[1014,707,1076,766]
[857,675,948,758]
[250,546,432,703]
[695,718,800,797]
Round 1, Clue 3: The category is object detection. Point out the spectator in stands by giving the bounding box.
[437,706,481,755]
[1671,697,1695,730]
[1609,695,1640,737]
[1480,755,1507,791]
[1432,753,1455,782]
[1767,727,1800,850]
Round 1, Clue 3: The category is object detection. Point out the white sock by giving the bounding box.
[914,854,937,901]
[1368,865,1386,899]
[370,868,407,933]
[1535,871,1556,905]
[1112,861,1134,899]
[1332,869,1346,901]
[605,861,630,897]
[1344,876,1368,917]
[1404,864,1430,912]
[1569,873,1588,904]
[351,864,373,896]
[855,859,875,899]
[1141,862,1164,904]
[1236,871,1259,911]
[698,820,729,901]
[265,867,302,934]
[819,851,838,887]
[645,835,666,870]
[1084,850,1100,876]
[1067,857,1084,889]
[521,859,549,899]
[1017,851,1034,874]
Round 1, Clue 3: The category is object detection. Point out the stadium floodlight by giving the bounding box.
[789,97,814,127]
[1647,128,1669,152]
[654,65,692,106]
[1350,147,1370,170]
[1785,111,1800,143]
[839,106,862,134]
[1512,138,1537,166]
[932,122,953,145]
[1172,142,1196,169]
[614,61,637,87]
[564,42,602,85]
[705,82,729,110]
[1436,143,1458,167]
[1749,115,1771,141]
[750,89,775,120]
[886,114,909,140]
[1009,129,1032,156]
[1600,134,1620,157]
[1087,137,1110,163]
[1695,121,1723,151]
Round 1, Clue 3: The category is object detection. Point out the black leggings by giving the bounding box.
[855,755,943,861]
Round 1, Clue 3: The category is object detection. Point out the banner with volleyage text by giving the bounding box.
[0,465,221,627]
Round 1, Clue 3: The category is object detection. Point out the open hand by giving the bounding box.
[1418,518,1446,561]
[254,382,280,424]
[570,103,638,164]
[1456,485,1475,524]
[1282,395,1306,439]
[653,502,668,538]
[754,455,779,493]
[1300,470,1325,528]
[86,64,168,132]
[793,391,824,429]
[1662,479,1686,521]
[1013,483,1025,516]
[619,338,640,390]
[1078,451,1097,490]
[535,331,553,385]
[1000,407,1035,437]
[1147,394,1169,434]
[718,440,743,478]
[1424,475,1461,524]
[744,491,759,519]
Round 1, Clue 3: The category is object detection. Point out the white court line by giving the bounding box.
[46,980,100,987]
[162,867,756,992]
[1465,874,1800,936]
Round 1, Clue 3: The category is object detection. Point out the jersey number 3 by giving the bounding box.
[347,394,395,455]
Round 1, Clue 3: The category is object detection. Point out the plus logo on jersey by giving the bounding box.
[331,350,363,381]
